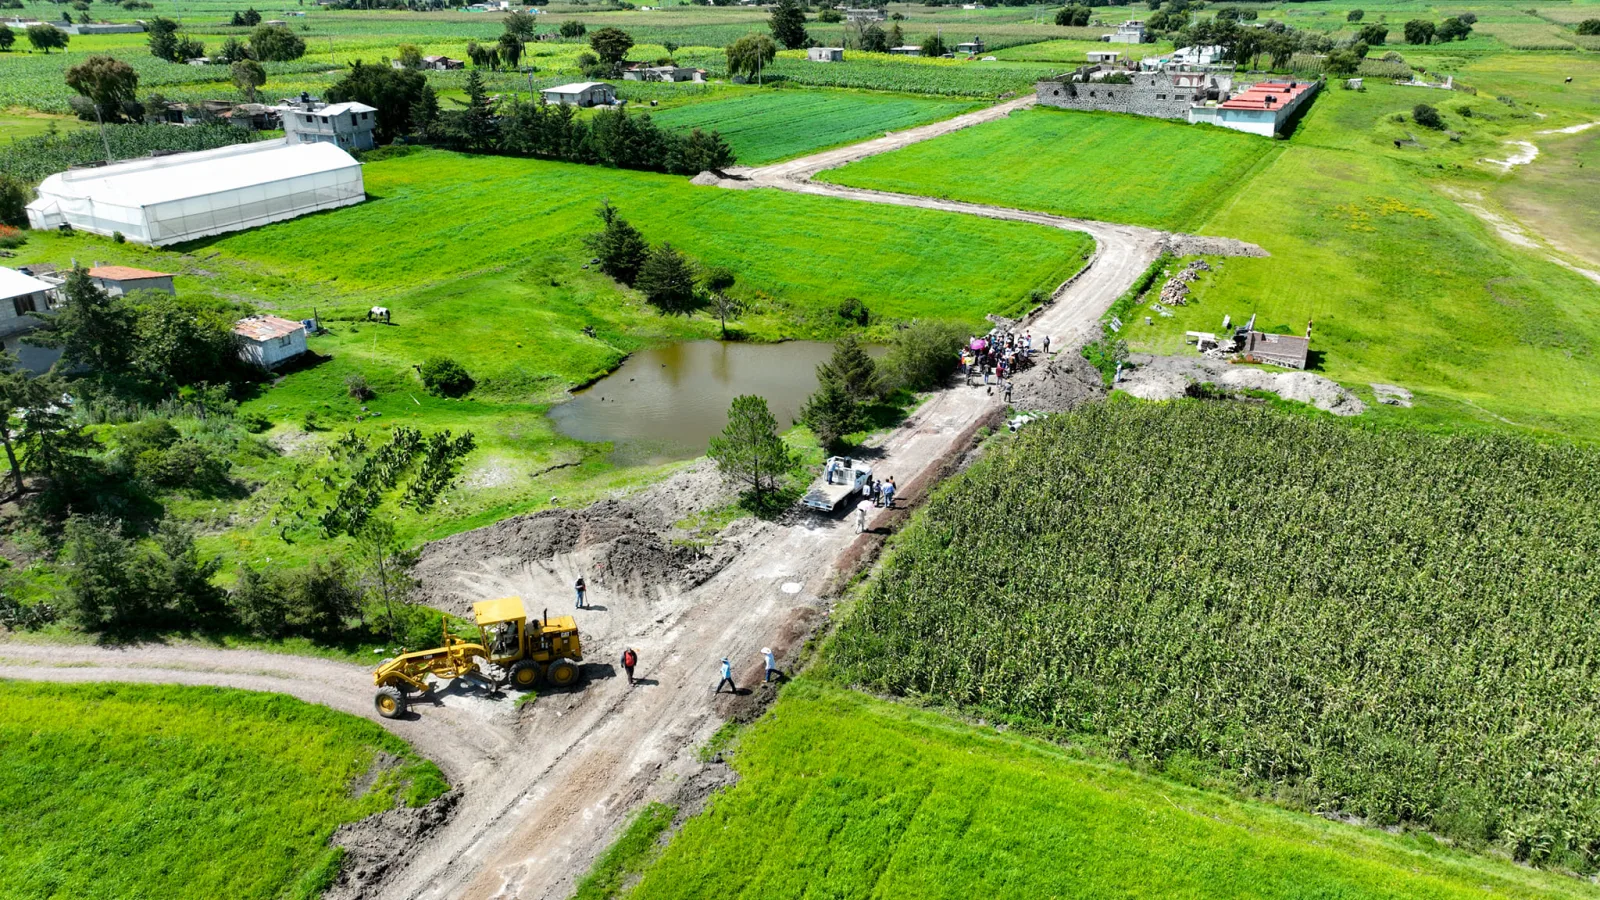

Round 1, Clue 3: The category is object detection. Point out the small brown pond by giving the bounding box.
[549,340,852,466]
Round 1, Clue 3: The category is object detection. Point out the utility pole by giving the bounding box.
[92,102,112,165]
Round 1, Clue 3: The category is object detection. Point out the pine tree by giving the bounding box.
[635,243,698,313]
[709,395,796,498]
[584,200,650,286]
[818,333,881,403]
[769,0,809,50]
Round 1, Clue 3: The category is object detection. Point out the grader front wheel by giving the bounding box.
[508,660,541,689]
[375,685,407,719]
[547,659,581,688]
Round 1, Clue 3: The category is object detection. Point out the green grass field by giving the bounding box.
[818,106,1278,231]
[1131,77,1600,439]
[647,88,981,165]
[626,681,1596,900]
[7,149,1091,568]
[0,681,447,900]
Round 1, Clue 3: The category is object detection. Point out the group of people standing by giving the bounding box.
[962,329,1046,402]
[611,646,779,691]
[855,476,897,533]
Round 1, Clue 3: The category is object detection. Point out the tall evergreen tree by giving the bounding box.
[769,0,809,49]
[584,200,649,286]
[635,243,698,313]
[709,395,796,498]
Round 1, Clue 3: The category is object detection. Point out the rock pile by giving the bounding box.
[1157,259,1212,307]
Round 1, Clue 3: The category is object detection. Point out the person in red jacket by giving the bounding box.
[621,647,638,685]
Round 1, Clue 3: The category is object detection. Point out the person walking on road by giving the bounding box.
[763,647,779,683]
[574,577,587,609]
[1043,334,1052,354]
[882,478,896,509]
[621,647,638,685]
[715,657,736,693]
[855,499,871,533]
[1003,379,1014,404]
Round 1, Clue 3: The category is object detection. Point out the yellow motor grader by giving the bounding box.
[371,595,584,719]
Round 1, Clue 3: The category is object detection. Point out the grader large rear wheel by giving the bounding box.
[375,685,407,719]
[508,660,541,689]
[546,659,581,688]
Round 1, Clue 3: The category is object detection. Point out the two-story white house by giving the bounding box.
[280,99,378,151]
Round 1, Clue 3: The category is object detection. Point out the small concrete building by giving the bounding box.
[281,100,378,152]
[844,7,885,21]
[87,265,175,297]
[0,268,58,335]
[1109,20,1148,44]
[1242,330,1310,369]
[623,65,705,82]
[232,315,308,370]
[955,38,985,54]
[1189,79,1319,137]
[422,55,465,70]
[541,82,617,107]
[1086,50,1120,63]
[807,47,845,62]
[889,45,922,56]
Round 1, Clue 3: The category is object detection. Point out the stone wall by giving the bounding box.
[1035,75,1195,120]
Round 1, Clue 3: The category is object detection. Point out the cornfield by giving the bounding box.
[830,400,1600,871]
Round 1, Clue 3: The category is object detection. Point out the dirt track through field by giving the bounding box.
[0,98,1266,899]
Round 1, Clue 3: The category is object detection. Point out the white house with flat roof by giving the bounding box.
[280,100,378,151]
[0,268,58,338]
[541,82,617,107]
[1109,20,1148,43]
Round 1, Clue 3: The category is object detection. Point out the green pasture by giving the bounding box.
[647,88,981,165]
[992,37,1175,62]
[0,681,447,900]
[7,149,1090,565]
[626,680,1596,900]
[819,105,1277,231]
[1126,82,1600,438]
[0,108,88,141]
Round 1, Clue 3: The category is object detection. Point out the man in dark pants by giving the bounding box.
[574,576,587,609]
[621,647,638,685]
[714,657,736,693]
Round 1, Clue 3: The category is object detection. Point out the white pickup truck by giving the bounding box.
[801,456,873,511]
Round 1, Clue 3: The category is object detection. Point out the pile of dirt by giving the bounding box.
[412,461,738,615]
[326,791,461,900]
[1158,259,1211,307]
[1009,351,1107,413]
[1160,234,1270,259]
[1118,354,1366,416]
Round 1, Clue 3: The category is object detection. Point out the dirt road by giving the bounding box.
[0,98,1260,900]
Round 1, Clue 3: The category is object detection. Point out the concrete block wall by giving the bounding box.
[1034,77,1198,120]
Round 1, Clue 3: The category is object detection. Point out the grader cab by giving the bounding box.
[371,595,584,719]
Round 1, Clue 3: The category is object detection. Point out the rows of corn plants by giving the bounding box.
[828,399,1600,872]
[2,124,261,183]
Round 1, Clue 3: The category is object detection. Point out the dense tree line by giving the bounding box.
[429,71,734,175]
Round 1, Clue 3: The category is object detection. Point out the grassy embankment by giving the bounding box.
[0,681,447,900]
[819,105,1278,231]
[624,680,1596,900]
[7,149,1091,570]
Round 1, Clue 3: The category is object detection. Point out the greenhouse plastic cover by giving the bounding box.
[26,139,364,246]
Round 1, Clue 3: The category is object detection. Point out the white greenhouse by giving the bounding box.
[26,139,365,246]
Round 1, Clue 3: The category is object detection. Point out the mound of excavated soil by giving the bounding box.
[1009,351,1107,413]
[326,791,461,900]
[1160,234,1270,259]
[1118,354,1366,416]
[412,461,739,615]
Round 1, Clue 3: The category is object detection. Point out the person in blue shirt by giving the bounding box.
[715,657,736,693]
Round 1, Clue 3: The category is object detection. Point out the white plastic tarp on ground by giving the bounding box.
[26,139,364,246]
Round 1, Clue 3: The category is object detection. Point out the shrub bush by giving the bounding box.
[419,356,473,396]
[1412,103,1443,129]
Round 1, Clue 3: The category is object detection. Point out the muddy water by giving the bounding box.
[549,340,843,465]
